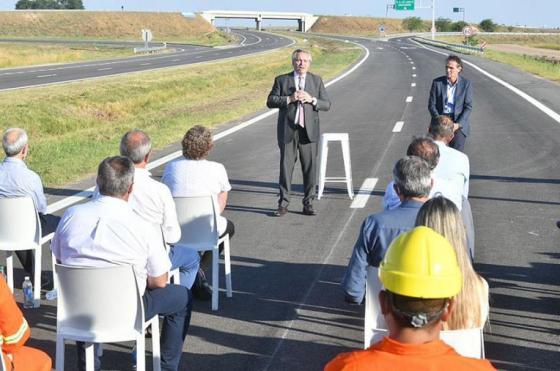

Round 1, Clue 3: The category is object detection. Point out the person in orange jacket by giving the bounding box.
[0,277,51,371]
[325,227,495,371]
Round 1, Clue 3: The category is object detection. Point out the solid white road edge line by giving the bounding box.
[412,39,560,125]
[350,178,379,209]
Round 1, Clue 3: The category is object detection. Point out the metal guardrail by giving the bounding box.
[133,42,167,53]
[412,36,484,54]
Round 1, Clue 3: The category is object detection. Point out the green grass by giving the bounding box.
[483,50,560,82]
[0,35,362,187]
[0,43,135,68]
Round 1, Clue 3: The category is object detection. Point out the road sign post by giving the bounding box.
[395,0,415,11]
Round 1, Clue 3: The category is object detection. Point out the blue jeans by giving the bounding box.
[77,284,192,371]
[169,246,200,289]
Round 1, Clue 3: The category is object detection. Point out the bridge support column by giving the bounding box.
[256,15,263,31]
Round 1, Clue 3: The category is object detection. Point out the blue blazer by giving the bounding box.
[428,75,473,136]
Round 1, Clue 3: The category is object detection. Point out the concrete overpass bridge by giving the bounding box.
[199,10,319,32]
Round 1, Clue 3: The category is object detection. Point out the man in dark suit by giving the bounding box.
[428,55,473,152]
[267,49,331,216]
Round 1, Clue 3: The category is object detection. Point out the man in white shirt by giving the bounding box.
[383,137,463,211]
[119,130,202,292]
[430,116,475,258]
[0,128,59,283]
[52,156,192,371]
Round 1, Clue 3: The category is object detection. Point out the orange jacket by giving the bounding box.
[0,277,51,371]
[325,337,495,371]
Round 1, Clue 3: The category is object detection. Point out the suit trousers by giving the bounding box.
[278,127,317,207]
[450,130,467,152]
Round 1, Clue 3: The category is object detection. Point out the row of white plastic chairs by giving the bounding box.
[0,195,234,371]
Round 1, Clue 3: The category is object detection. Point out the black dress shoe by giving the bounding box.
[302,205,316,216]
[557,220,560,229]
[274,206,288,217]
[192,269,212,301]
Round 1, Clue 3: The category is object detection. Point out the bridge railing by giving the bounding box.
[412,36,484,54]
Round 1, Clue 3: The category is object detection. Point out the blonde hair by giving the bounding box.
[415,196,488,330]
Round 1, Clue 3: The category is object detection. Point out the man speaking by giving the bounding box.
[267,49,331,217]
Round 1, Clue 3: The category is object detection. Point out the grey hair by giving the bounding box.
[97,156,134,197]
[291,48,312,62]
[2,128,28,157]
[119,130,151,164]
[393,156,432,198]
[430,115,455,140]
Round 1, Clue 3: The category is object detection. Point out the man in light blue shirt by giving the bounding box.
[342,156,431,304]
[0,128,59,277]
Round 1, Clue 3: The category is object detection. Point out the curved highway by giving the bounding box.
[18,32,560,370]
[0,29,293,91]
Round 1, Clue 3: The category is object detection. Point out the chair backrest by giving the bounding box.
[0,197,41,249]
[364,266,485,358]
[364,266,386,347]
[55,264,144,343]
[173,196,219,249]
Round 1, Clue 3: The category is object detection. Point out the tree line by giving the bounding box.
[402,17,498,32]
[15,0,84,9]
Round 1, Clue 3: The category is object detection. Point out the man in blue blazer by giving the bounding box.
[428,55,473,152]
[267,49,331,216]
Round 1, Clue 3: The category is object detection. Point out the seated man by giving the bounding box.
[1,276,51,371]
[383,136,462,211]
[52,156,191,371]
[342,156,431,304]
[326,227,495,370]
[0,128,59,285]
[118,130,208,298]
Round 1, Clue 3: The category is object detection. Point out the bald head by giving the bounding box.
[119,130,151,165]
[2,128,28,157]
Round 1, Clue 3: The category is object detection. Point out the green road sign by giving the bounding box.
[395,0,415,11]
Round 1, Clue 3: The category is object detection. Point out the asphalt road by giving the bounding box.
[10,33,560,370]
[0,29,293,91]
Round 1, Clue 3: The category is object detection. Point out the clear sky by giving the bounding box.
[2,1,559,28]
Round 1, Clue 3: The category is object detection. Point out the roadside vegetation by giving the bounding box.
[0,11,232,45]
[0,42,134,68]
[436,35,560,82]
[0,36,362,187]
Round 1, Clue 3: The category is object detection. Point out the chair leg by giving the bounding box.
[149,317,161,371]
[34,247,42,301]
[85,342,95,371]
[55,336,65,371]
[341,138,354,199]
[318,141,329,200]
[136,336,146,371]
[51,251,58,292]
[222,235,232,298]
[211,247,219,311]
[6,251,14,293]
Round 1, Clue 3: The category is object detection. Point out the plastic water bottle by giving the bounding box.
[22,276,35,308]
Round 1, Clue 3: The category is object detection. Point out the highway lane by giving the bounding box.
[18,33,560,370]
[0,29,293,91]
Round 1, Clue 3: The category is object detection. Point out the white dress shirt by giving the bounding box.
[51,196,171,295]
[434,140,470,198]
[162,157,231,234]
[0,157,47,213]
[129,167,181,244]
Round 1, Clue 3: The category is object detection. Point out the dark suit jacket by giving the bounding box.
[267,71,331,144]
[428,75,473,136]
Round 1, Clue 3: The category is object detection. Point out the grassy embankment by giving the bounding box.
[437,35,560,82]
[0,43,134,68]
[0,11,233,68]
[310,15,430,36]
[0,36,362,187]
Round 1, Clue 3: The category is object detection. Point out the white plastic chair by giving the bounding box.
[54,264,160,371]
[172,195,232,311]
[364,266,485,358]
[0,344,6,371]
[317,133,354,200]
[0,197,44,302]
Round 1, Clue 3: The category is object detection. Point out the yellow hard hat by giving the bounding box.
[379,226,462,299]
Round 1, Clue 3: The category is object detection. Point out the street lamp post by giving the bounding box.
[431,0,436,40]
